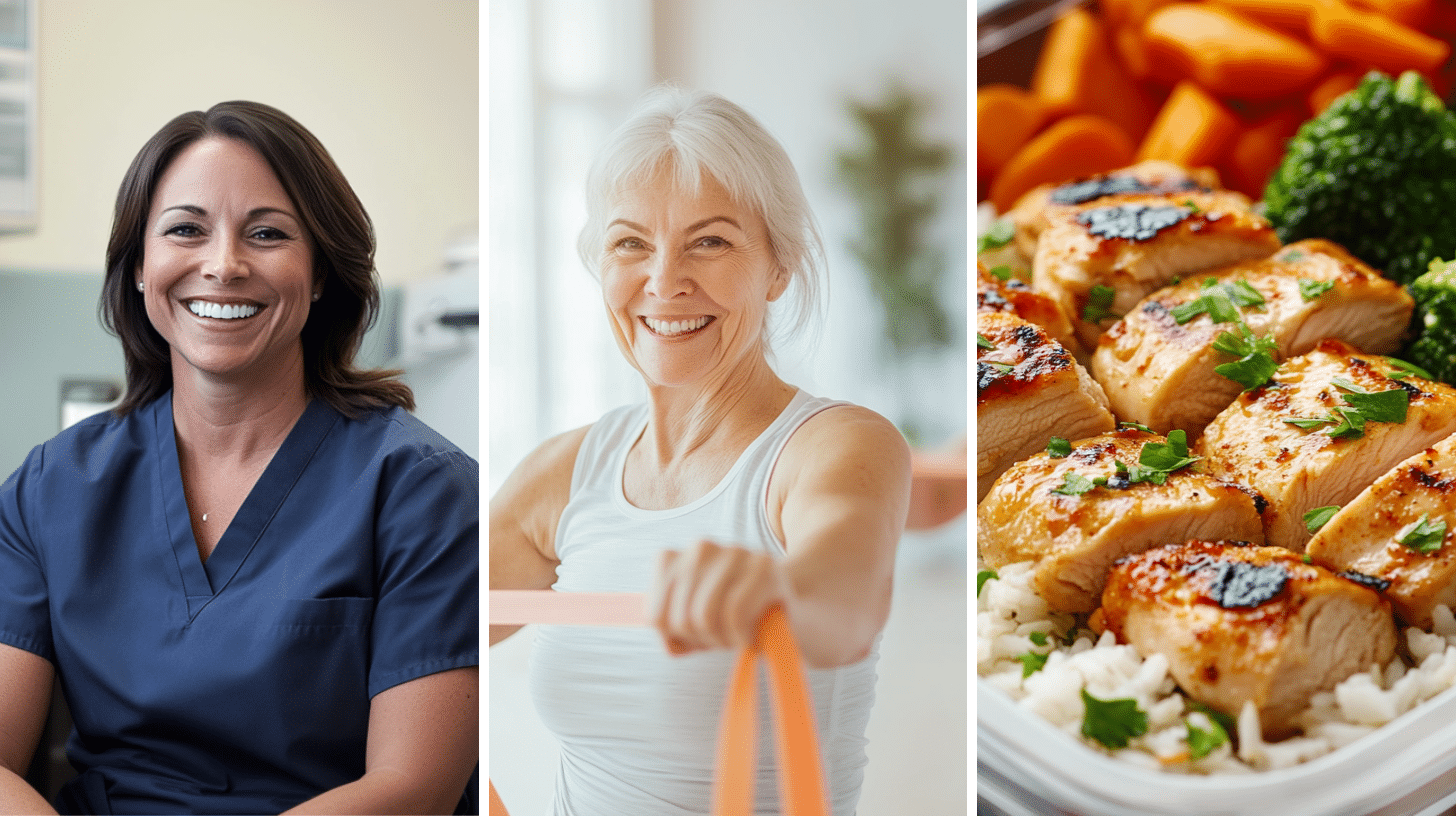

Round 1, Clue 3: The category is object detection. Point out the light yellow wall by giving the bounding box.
[1,0,478,283]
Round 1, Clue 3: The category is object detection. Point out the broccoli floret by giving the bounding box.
[1263,71,1456,286]
[1406,258,1456,383]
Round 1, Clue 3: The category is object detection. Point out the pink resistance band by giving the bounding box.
[487,590,830,816]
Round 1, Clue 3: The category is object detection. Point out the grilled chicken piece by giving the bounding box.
[1007,160,1221,260]
[1092,239,1414,435]
[1099,540,1397,739]
[977,310,1115,502]
[1034,189,1281,350]
[978,428,1265,612]
[1307,431,1456,629]
[1198,341,1456,552]
[977,261,1079,356]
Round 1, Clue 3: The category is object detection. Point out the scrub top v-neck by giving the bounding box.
[157,395,335,616]
[0,393,479,815]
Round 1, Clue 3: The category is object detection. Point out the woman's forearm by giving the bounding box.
[784,550,894,669]
[282,768,463,816]
[0,766,57,815]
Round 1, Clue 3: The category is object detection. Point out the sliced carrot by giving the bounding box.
[1031,7,1157,144]
[988,114,1137,214]
[1207,0,1322,34]
[1348,0,1435,29]
[1136,81,1242,168]
[1112,23,1154,80]
[1222,109,1306,197]
[977,84,1053,185]
[1098,0,1177,27]
[1309,0,1452,75]
[1141,4,1328,100]
[1307,69,1365,114]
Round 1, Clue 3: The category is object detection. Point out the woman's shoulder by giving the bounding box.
[338,404,473,460]
[781,399,911,480]
[496,423,593,501]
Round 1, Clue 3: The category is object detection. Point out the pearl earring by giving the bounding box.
[136,281,145,293]
[312,291,321,302]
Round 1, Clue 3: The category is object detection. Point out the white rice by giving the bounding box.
[977,559,1456,773]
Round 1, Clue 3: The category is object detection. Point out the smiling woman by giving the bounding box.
[491,85,913,815]
[0,101,479,815]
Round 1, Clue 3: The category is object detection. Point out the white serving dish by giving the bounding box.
[978,678,1456,815]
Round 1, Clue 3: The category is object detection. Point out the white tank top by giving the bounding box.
[528,389,880,815]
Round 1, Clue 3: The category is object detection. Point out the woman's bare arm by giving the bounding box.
[652,406,912,668]
[282,666,478,815]
[0,644,59,815]
[488,426,588,645]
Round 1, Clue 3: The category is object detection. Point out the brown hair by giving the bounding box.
[101,100,413,416]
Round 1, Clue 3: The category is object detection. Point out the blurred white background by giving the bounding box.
[486,1,968,813]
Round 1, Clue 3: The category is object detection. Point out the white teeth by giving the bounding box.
[188,301,261,320]
[645,316,709,336]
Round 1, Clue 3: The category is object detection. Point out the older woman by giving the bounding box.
[0,102,478,814]
[491,86,912,814]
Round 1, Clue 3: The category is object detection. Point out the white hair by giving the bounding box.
[577,84,827,350]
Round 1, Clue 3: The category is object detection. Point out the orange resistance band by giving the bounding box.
[487,590,830,816]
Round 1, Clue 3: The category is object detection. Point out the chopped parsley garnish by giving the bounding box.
[983,361,1015,376]
[1016,651,1049,678]
[1396,514,1447,555]
[1186,719,1228,759]
[1279,249,1307,263]
[1183,198,1202,213]
[1045,437,1071,458]
[989,265,1015,281]
[1081,689,1149,750]
[1083,285,1119,323]
[1341,388,1409,424]
[1298,278,1335,302]
[1131,430,1201,483]
[1028,630,1049,646]
[1185,704,1232,759]
[1189,701,1237,735]
[1119,421,1153,432]
[1387,357,1435,381]
[1051,433,1198,494]
[1170,279,1266,325]
[1304,505,1341,533]
[978,218,1015,253]
[1051,471,1103,496]
[1211,323,1279,391]
[1281,380,1411,439]
[977,333,994,350]
[976,569,997,596]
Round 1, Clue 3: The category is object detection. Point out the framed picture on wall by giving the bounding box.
[0,0,35,233]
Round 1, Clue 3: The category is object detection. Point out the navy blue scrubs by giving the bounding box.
[0,394,479,814]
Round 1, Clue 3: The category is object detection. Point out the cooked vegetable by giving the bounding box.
[988,114,1136,214]
[1135,82,1241,168]
[1223,111,1304,199]
[1140,3,1327,99]
[977,84,1052,182]
[1081,689,1149,749]
[1307,70,1364,115]
[1204,0,1319,34]
[1395,513,1448,554]
[1030,7,1154,142]
[1262,71,1456,286]
[1304,505,1340,533]
[1404,258,1456,382]
[1309,0,1451,75]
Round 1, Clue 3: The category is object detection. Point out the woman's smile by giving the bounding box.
[185,298,265,321]
[642,315,714,338]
